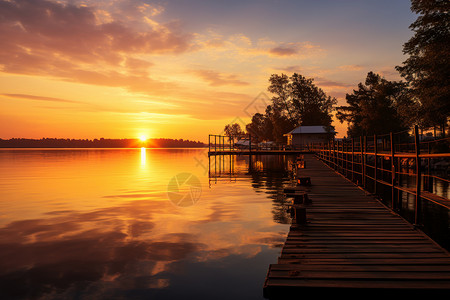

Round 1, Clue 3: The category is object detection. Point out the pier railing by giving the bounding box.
[208,134,311,153]
[311,125,450,226]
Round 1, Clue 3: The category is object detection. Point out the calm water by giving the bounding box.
[0,149,294,299]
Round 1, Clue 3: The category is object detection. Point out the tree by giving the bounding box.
[268,73,337,128]
[245,112,272,142]
[224,123,245,142]
[245,73,337,143]
[396,0,450,131]
[336,72,414,137]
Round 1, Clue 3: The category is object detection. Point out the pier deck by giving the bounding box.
[263,154,450,298]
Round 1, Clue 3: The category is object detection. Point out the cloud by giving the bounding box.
[1,93,80,104]
[266,42,323,58]
[0,0,192,75]
[269,46,298,56]
[0,1,253,120]
[314,77,354,89]
[194,32,324,59]
[190,69,250,86]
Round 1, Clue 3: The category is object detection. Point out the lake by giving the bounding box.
[0,148,295,299]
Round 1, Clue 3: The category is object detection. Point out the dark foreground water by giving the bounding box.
[0,149,294,300]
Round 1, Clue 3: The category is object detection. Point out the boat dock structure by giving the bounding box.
[207,134,312,156]
[263,154,450,297]
[209,126,450,296]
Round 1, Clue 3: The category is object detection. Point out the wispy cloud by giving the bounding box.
[1,93,80,104]
[194,33,324,59]
[269,46,298,57]
[314,77,354,89]
[189,69,249,86]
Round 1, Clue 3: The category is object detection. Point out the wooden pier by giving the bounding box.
[208,149,311,156]
[207,134,312,156]
[263,154,450,298]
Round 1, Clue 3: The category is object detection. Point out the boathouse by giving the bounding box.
[284,125,335,146]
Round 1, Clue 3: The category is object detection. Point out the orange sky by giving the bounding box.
[0,0,416,142]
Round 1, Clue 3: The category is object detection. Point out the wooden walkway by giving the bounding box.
[263,154,450,298]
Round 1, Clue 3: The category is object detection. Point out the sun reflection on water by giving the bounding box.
[141,147,146,166]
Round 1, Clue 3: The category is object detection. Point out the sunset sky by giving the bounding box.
[0,0,417,142]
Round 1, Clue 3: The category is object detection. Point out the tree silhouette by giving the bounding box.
[336,72,415,137]
[396,0,450,131]
[245,73,337,143]
[268,73,336,128]
[224,123,245,142]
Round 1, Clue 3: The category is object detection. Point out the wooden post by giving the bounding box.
[414,125,422,226]
[335,140,338,170]
[390,132,396,210]
[293,205,307,225]
[344,140,347,177]
[209,134,211,152]
[364,136,368,189]
[360,136,365,187]
[215,135,217,152]
[374,135,377,195]
[351,138,355,182]
[327,141,330,164]
[427,142,432,192]
[336,141,341,172]
[293,192,310,205]
[397,153,402,210]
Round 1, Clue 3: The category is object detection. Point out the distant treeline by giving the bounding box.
[0,138,206,148]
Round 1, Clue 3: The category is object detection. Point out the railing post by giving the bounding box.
[331,140,334,168]
[209,134,211,152]
[374,135,377,195]
[337,140,340,172]
[215,135,217,152]
[397,152,402,210]
[334,139,337,169]
[351,138,355,182]
[390,132,396,210]
[344,140,347,177]
[414,125,422,226]
[426,142,432,192]
[360,136,365,187]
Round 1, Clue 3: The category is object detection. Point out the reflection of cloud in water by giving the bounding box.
[0,201,204,298]
[0,198,286,299]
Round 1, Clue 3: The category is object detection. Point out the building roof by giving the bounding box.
[284,126,335,135]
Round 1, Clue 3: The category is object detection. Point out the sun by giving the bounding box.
[139,135,148,142]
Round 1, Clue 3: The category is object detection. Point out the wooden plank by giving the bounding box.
[270,264,450,271]
[268,270,450,280]
[264,278,450,289]
[277,258,450,265]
